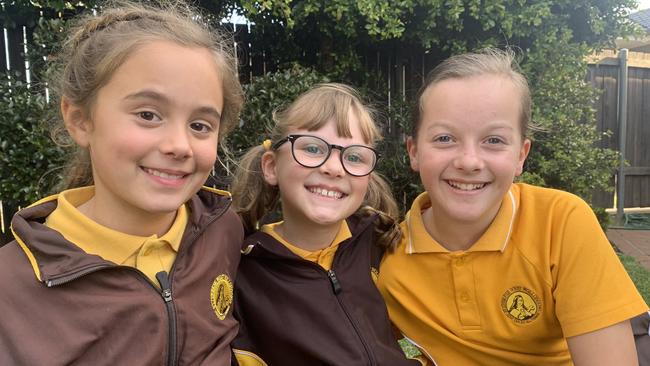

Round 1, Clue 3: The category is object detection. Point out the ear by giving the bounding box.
[61,96,92,148]
[260,151,279,186]
[515,138,532,176]
[406,136,420,172]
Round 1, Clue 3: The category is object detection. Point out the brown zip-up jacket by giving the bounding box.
[231,214,420,366]
[0,188,243,366]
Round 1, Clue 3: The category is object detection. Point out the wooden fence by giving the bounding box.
[588,50,650,208]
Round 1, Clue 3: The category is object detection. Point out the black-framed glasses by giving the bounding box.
[272,134,379,177]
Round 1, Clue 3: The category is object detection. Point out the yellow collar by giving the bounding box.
[45,186,188,264]
[406,185,519,254]
[261,220,352,259]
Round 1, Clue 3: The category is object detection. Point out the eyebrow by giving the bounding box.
[425,120,515,132]
[124,90,222,120]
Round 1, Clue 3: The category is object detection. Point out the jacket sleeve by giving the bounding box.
[632,312,650,366]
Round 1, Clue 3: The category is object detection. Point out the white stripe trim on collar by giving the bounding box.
[500,189,517,252]
[406,211,415,255]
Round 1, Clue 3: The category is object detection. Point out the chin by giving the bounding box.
[137,198,187,215]
[309,214,346,226]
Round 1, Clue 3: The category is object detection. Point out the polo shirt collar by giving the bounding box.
[406,185,519,254]
[261,220,352,258]
[45,186,187,264]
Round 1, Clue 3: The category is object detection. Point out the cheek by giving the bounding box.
[194,141,218,170]
[353,176,371,198]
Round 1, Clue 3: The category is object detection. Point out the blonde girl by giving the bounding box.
[230,83,420,366]
[378,48,647,366]
[0,1,244,364]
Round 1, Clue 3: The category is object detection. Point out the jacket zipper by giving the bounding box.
[249,236,379,365]
[47,265,178,365]
[44,199,232,366]
[46,264,113,287]
[326,268,376,366]
[157,271,177,366]
[157,199,232,366]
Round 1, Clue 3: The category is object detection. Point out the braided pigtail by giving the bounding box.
[356,173,402,251]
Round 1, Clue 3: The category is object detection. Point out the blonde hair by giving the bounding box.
[232,83,401,249]
[413,47,532,139]
[52,0,243,190]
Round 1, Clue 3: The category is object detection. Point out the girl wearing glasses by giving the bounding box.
[230,83,421,366]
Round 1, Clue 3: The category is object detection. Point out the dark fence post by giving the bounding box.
[616,49,628,225]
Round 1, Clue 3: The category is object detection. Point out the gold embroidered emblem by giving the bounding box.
[210,274,233,320]
[501,286,541,324]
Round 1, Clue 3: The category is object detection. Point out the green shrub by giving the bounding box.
[0,73,65,209]
[225,64,330,157]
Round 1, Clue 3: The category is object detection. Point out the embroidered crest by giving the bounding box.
[501,286,541,324]
[210,274,233,320]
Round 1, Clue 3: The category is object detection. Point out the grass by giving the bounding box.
[620,253,650,305]
[399,338,421,359]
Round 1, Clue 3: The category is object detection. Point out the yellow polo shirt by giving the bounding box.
[378,183,648,366]
[45,186,188,287]
[261,221,351,271]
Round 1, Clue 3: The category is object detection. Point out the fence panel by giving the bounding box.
[588,50,650,208]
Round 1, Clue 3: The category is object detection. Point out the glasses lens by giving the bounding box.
[342,146,377,176]
[292,136,329,167]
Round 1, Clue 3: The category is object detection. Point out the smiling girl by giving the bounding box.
[230,83,420,366]
[0,1,244,364]
[378,48,648,366]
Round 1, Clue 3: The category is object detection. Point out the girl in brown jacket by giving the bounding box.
[230,83,422,366]
[0,1,244,364]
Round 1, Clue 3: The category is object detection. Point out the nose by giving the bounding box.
[318,149,345,177]
[453,143,484,172]
[159,122,193,160]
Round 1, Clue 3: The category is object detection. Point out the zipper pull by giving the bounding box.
[156,271,173,303]
[327,269,342,294]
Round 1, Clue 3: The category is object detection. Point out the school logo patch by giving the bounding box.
[210,274,233,320]
[501,286,541,324]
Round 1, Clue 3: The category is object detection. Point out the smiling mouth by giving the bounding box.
[307,186,346,199]
[143,167,186,180]
[446,180,488,191]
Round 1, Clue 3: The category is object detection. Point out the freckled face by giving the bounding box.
[408,74,530,230]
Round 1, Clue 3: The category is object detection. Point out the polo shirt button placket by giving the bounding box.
[454,256,465,267]
[460,292,470,303]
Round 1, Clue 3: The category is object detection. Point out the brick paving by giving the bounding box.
[607,229,650,271]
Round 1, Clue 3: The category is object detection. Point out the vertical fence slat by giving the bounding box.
[6,25,26,80]
[1,28,7,74]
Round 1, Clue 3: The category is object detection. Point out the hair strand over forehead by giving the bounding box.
[412,47,532,139]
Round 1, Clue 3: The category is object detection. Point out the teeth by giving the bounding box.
[308,187,343,199]
[448,181,486,191]
[144,168,184,180]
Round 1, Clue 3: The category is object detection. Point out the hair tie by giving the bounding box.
[262,139,272,151]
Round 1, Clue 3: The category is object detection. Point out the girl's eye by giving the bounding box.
[303,144,325,155]
[486,137,505,144]
[434,135,453,143]
[189,122,212,133]
[344,153,363,164]
[138,111,159,121]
